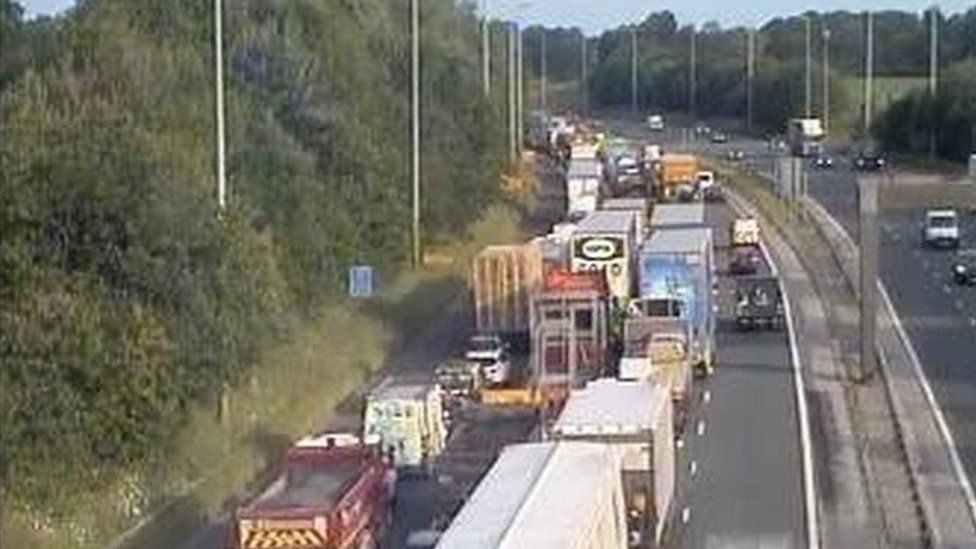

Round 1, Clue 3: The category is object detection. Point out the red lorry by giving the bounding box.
[233,433,394,549]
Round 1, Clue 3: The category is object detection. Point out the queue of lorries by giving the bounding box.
[228,115,784,549]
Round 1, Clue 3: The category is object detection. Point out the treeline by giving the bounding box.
[525,8,976,159]
[1,0,504,524]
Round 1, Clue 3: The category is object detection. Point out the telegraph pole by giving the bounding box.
[410,0,421,267]
[823,27,831,132]
[689,26,697,119]
[746,28,755,131]
[864,11,874,131]
[804,16,812,118]
[214,0,227,214]
[481,0,490,96]
[928,7,939,158]
[540,29,547,113]
[631,25,639,113]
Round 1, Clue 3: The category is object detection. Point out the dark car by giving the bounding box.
[812,155,833,169]
[734,276,784,331]
[729,249,762,275]
[953,254,976,286]
[854,152,886,171]
[711,131,729,144]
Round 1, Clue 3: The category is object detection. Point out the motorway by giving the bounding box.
[802,155,976,511]
[608,119,806,547]
[672,198,805,548]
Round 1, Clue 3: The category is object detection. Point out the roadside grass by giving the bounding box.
[2,203,527,549]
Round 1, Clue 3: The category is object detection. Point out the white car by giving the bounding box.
[922,209,960,249]
[465,335,512,385]
[647,114,665,131]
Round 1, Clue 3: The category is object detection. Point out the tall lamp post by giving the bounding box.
[214,0,227,214]
[822,27,831,131]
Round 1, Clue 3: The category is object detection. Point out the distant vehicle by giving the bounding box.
[734,276,784,330]
[730,217,760,247]
[694,124,711,136]
[696,170,720,201]
[729,248,762,275]
[854,151,886,171]
[615,155,641,183]
[647,114,665,131]
[727,149,745,161]
[922,209,961,249]
[363,377,448,474]
[233,433,393,549]
[465,335,512,385]
[435,360,482,400]
[952,251,976,285]
[812,154,833,169]
[710,131,729,144]
[787,118,825,157]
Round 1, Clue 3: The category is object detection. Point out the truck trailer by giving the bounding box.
[655,154,698,200]
[571,210,638,305]
[234,434,393,549]
[638,228,715,371]
[649,203,705,231]
[471,243,543,344]
[552,378,675,547]
[601,197,649,239]
[787,118,825,157]
[566,159,603,218]
[435,441,628,549]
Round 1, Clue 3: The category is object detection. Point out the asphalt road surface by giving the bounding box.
[802,157,976,506]
[605,117,806,547]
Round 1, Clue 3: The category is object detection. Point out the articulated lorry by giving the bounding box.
[638,228,715,372]
[566,159,603,218]
[552,378,675,547]
[655,154,698,201]
[471,243,543,347]
[787,118,825,157]
[233,434,393,549]
[436,441,628,549]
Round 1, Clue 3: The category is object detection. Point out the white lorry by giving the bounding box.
[435,441,628,549]
[572,210,638,305]
[566,159,603,219]
[552,378,675,547]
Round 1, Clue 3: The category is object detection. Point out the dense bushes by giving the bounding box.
[1,0,505,523]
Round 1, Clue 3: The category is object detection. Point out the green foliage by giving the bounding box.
[0,0,505,534]
[873,58,976,162]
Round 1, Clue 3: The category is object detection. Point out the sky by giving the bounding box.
[19,0,973,34]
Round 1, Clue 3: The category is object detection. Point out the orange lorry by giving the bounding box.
[656,154,699,200]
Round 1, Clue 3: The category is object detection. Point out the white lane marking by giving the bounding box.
[691,460,698,477]
[697,420,706,436]
[726,189,819,549]
[677,437,685,450]
[970,318,976,328]
[703,390,712,404]
[682,506,692,524]
[943,284,952,295]
[878,281,976,527]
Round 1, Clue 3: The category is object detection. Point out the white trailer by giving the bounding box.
[571,210,638,304]
[649,203,705,230]
[601,197,649,239]
[566,159,603,218]
[436,441,627,549]
[552,378,676,547]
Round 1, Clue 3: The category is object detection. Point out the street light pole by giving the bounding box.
[631,25,638,113]
[517,26,523,155]
[508,22,517,163]
[214,0,227,214]
[928,7,939,158]
[580,32,588,112]
[864,10,874,132]
[540,29,547,113]
[410,0,421,267]
[823,27,831,132]
[481,0,490,97]
[804,15,812,118]
[746,27,755,131]
[689,26,697,119]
